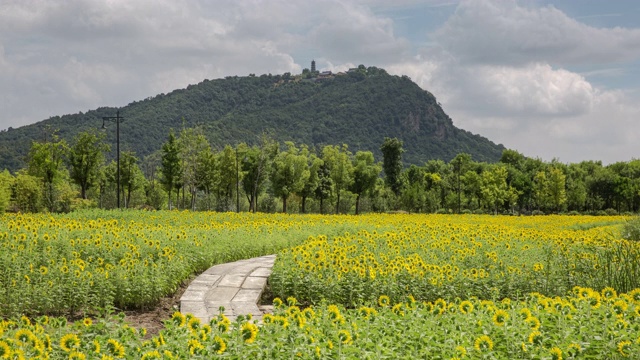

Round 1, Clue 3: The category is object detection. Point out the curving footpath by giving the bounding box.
[179,255,276,323]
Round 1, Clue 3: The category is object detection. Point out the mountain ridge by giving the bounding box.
[0,66,505,172]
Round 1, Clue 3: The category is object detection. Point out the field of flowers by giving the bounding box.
[1,211,639,359]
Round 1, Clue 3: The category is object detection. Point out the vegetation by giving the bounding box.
[1,212,639,358]
[2,127,640,216]
[0,66,504,173]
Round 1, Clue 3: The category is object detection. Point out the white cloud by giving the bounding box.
[434,0,640,66]
[0,0,639,164]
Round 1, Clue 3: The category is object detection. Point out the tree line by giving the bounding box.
[1,127,639,215]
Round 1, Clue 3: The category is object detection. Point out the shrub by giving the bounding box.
[622,217,640,241]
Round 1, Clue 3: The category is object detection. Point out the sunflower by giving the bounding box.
[82,318,92,327]
[69,352,87,360]
[212,335,226,355]
[141,350,162,360]
[492,309,509,326]
[187,317,200,333]
[613,300,629,316]
[171,312,186,327]
[601,287,618,300]
[567,343,581,356]
[187,339,204,355]
[14,329,36,347]
[459,301,474,314]
[474,335,493,352]
[338,329,352,344]
[392,303,405,317]
[527,331,542,346]
[60,333,80,352]
[241,323,259,344]
[550,347,562,360]
[378,295,390,307]
[525,316,541,331]
[0,340,11,359]
[106,339,125,358]
[618,340,632,357]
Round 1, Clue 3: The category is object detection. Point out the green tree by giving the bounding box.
[160,130,182,210]
[241,136,278,212]
[27,136,69,212]
[0,170,14,212]
[177,127,210,210]
[270,142,310,213]
[349,151,381,214]
[214,145,238,211]
[322,144,354,214]
[481,165,518,214]
[299,146,322,214]
[13,170,43,212]
[314,162,333,214]
[195,145,217,210]
[380,137,404,196]
[119,151,146,208]
[68,131,109,199]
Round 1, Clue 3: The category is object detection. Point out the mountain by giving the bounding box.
[0,66,504,172]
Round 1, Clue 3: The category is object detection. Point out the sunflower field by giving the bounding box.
[2,211,640,359]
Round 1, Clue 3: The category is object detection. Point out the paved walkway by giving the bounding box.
[180,255,276,323]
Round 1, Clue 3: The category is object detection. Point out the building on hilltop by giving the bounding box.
[311,60,316,73]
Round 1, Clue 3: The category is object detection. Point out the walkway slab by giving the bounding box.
[179,255,276,323]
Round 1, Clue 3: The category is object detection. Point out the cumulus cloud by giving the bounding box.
[434,0,640,66]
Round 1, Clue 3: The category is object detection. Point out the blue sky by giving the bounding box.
[1,0,639,164]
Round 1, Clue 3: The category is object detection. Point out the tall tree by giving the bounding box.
[119,151,146,208]
[314,162,333,214]
[298,145,322,214]
[68,131,109,199]
[270,142,310,213]
[27,136,68,212]
[322,144,354,214]
[481,165,518,214]
[349,151,381,214]
[160,130,182,210]
[195,145,217,210]
[380,137,404,196]
[214,145,237,211]
[241,136,278,212]
[177,127,210,210]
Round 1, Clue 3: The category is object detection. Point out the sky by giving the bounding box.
[1,0,639,164]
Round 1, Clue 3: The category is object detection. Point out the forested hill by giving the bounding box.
[0,66,505,172]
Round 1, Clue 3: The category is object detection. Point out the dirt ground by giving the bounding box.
[122,281,189,337]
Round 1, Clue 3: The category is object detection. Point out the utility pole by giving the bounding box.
[102,110,124,209]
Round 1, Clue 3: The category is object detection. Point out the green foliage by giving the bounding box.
[68,131,109,199]
[160,130,182,209]
[0,68,505,173]
[622,216,640,241]
[12,170,43,212]
[349,151,381,214]
[270,142,310,213]
[380,137,404,196]
[0,170,13,212]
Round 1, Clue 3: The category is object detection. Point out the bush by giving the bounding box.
[531,210,545,216]
[605,208,618,216]
[622,217,640,241]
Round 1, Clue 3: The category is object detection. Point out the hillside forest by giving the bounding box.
[0,127,639,215]
[0,66,504,172]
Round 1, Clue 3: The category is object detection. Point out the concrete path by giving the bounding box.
[180,255,276,323]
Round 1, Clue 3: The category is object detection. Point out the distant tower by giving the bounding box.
[311,60,316,73]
